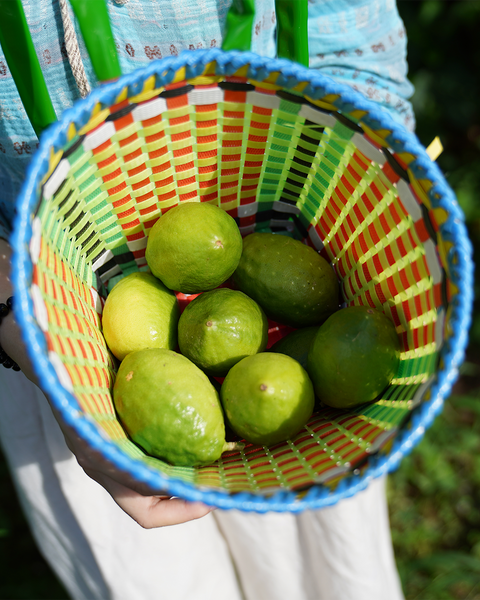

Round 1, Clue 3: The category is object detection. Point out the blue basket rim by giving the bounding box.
[10,48,474,512]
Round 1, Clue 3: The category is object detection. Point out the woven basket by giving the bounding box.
[11,49,473,512]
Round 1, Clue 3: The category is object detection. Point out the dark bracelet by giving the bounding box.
[0,297,20,371]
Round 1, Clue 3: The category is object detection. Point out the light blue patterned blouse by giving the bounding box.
[0,0,414,239]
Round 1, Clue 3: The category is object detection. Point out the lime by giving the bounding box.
[269,326,320,370]
[178,288,268,376]
[102,272,179,361]
[220,353,315,446]
[307,305,401,409]
[232,232,339,327]
[113,348,229,467]
[145,202,243,293]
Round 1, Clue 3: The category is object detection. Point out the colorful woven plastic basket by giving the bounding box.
[11,48,473,512]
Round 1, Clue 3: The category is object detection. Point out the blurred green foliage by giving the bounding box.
[389,2,480,599]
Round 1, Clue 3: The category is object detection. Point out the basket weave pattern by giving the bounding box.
[13,50,473,510]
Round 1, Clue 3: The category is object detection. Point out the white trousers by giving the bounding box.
[0,368,404,600]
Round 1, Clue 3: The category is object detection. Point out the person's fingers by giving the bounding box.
[84,467,215,528]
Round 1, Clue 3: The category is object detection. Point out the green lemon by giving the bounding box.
[220,353,315,446]
[145,202,243,293]
[232,232,339,327]
[269,326,320,370]
[113,348,230,467]
[102,272,179,361]
[307,305,401,409]
[178,288,268,376]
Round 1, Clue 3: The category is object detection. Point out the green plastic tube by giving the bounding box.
[275,0,309,67]
[69,0,121,82]
[0,0,57,136]
[222,0,256,53]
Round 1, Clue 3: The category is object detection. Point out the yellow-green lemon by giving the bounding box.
[145,202,243,293]
[220,352,315,446]
[307,305,401,409]
[178,288,268,376]
[102,272,179,361]
[232,232,339,327]
[113,348,229,467]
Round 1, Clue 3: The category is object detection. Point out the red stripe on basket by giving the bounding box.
[386,275,399,298]
[379,213,391,236]
[119,133,137,148]
[353,204,364,225]
[179,191,198,202]
[240,196,256,205]
[107,182,127,196]
[251,120,270,130]
[358,232,369,255]
[92,139,112,155]
[170,114,190,126]
[396,236,408,257]
[197,134,217,144]
[151,162,170,175]
[199,178,218,188]
[177,175,196,187]
[374,282,387,304]
[340,174,354,195]
[368,222,380,245]
[149,146,168,159]
[124,147,143,162]
[224,90,246,103]
[362,262,372,282]
[248,134,267,143]
[399,267,411,293]
[253,104,274,114]
[224,125,243,134]
[176,160,195,173]
[200,192,217,202]
[246,147,266,155]
[171,131,190,142]
[97,154,117,169]
[196,103,218,113]
[139,204,157,216]
[127,164,147,178]
[382,162,400,184]
[122,218,140,230]
[414,219,431,243]
[112,195,132,208]
[126,231,145,242]
[411,258,423,283]
[132,177,151,191]
[372,253,383,275]
[353,150,371,171]
[347,163,363,184]
[103,167,122,183]
[145,130,166,143]
[166,94,189,109]
[369,182,384,203]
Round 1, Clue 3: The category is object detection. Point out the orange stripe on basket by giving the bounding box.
[119,132,137,148]
[103,167,123,183]
[113,195,132,208]
[196,104,219,113]
[414,219,431,243]
[382,162,400,184]
[97,154,117,169]
[149,146,168,159]
[122,218,140,230]
[166,94,189,109]
[107,181,127,196]
[92,139,112,155]
[124,147,143,162]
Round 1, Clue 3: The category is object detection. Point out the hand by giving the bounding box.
[54,408,216,528]
[0,238,215,527]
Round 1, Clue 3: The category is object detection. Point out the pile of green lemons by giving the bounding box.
[103,202,400,468]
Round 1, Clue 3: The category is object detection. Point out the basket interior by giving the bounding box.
[25,56,456,497]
